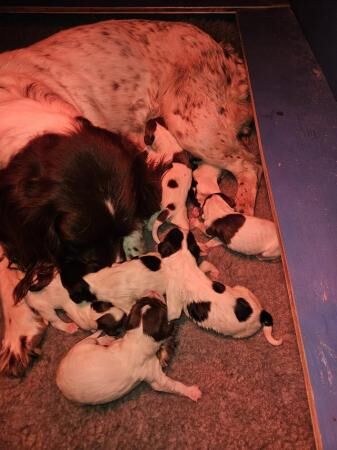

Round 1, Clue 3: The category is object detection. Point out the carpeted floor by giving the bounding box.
[0,13,315,450]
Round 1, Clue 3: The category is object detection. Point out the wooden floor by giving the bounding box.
[239,7,337,450]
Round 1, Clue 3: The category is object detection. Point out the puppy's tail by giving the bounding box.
[260,310,283,346]
[152,209,171,244]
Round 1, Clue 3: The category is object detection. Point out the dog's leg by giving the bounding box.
[224,157,262,216]
[146,359,202,401]
[0,256,47,377]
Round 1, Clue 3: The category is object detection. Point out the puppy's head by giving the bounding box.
[0,117,165,301]
[158,227,200,262]
[126,296,174,342]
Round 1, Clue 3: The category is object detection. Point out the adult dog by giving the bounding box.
[0,19,259,376]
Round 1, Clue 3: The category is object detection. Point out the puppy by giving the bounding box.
[26,275,126,335]
[150,162,192,244]
[192,164,281,260]
[56,295,202,405]
[0,18,259,375]
[158,228,282,345]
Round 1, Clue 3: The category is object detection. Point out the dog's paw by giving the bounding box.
[0,304,47,377]
[64,322,79,334]
[186,385,202,402]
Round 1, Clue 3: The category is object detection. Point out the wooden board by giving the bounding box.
[238,7,337,450]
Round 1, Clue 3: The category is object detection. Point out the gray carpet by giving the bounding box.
[0,14,314,450]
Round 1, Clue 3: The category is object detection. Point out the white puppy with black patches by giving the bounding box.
[151,162,192,244]
[26,275,126,335]
[56,295,202,405]
[192,163,281,260]
[158,228,282,345]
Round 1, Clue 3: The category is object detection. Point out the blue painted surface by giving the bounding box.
[239,7,337,450]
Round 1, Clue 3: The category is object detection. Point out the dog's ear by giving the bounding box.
[142,299,174,341]
[157,227,184,258]
[96,312,127,337]
[144,119,157,145]
[218,192,236,209]
[206,214,245,245]
[186,231,201,262]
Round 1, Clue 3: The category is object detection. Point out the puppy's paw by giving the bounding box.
[186,385,202,402]
[65,322,79,334]
[0,303,47,377]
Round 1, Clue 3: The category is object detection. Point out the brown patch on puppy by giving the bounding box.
[144,118,157,145]
[206,214,245,245]
[96,312,126,336]
[157,209,170,222]
[187,301,211,322]
[172,150,192,167]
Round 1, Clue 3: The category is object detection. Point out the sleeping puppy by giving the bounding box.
[192,164,281,260]
[0,18,258,376]
[26,275,126,336]
[56,295,202,405]
[158,228,282,345]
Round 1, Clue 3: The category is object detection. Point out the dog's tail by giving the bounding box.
[260,310,283,346]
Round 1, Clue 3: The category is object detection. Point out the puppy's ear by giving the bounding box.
[142,300,174,342]
[158,228,184,258]
[218,192,236,209]
[186,231,201,261]
[96,312,127,337]
[144,119,157,145]
[206,214,245,245]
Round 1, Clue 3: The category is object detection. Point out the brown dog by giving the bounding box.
[0,19,260,376]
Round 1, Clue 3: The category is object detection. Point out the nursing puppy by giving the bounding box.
[0,19,258,376]
[56,295,202,405]
[151,162,192,244]
[192,164,281,259]
[158,228,282,345]
[26,275,126,335]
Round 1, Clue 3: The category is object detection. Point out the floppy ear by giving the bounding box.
[206,214,245,245]
[96,312,127,337]
[144,118,157,145]
[186,231,201,261]
[142,301,173,341]
[218,193,236,209]
[157,228,184,258]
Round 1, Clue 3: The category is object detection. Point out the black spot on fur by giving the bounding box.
[187,302,211,322]
[212,281,226,293]
[166,203,175,210]
[158,228,184,258]
[172,150,191,167]
[167,179,178,188]
[140,255,161,271]
[234,298,253,322]
[260,310,273,326]
[91,301,114,313]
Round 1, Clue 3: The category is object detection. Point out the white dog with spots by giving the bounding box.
[192,163,281,260]
[56,295,202,405]
[158,228,282,345]
[0,19,260,376]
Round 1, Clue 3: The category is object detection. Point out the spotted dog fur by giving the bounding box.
[0,19,259,376]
